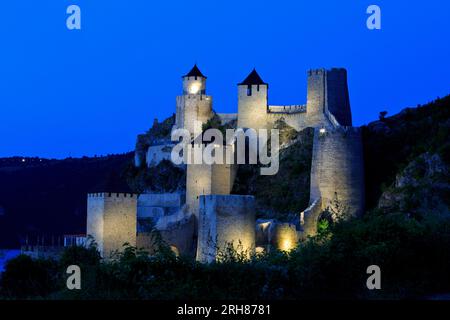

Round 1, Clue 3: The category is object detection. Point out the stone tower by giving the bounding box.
[196,195,256,263]
[306,68,352,128]
[175,64,213,135]
[237,69,268,130]
[306,69,327,127]
[309,126,365,219]
[186,160,236,224]
[325,68,352,126]
[86,193,138,258]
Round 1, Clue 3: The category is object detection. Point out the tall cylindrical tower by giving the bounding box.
[309,126,365,218]
[175,64,213,135]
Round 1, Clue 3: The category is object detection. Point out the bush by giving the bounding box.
[0,254,59,298]
[3,212,450,300]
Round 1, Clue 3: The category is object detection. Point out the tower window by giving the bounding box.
[247,85,252,96]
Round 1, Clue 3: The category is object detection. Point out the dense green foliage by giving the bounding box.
[124,159,186,193]
[363,95,450,208]
[1,97,449,300]
[2,210,450,300]
[135,114,175,152]
[232,126,314,221]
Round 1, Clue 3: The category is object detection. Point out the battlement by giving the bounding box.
[308,68,326,76]
[268,104,306,114]
[87,192,138,258]
[87,193,138,199]
[176,94,212,102]
[216,113,238,125]
[183,75,206,81]
[308,68,346,76]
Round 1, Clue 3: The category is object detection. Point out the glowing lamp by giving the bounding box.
[189,84,200,94]
[281,239,293,252]
[319,128,326,134]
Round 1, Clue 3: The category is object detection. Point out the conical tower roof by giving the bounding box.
[183,64,207,78]
[238,68,267,85]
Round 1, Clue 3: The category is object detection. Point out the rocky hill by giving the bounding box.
[363,95,450,215]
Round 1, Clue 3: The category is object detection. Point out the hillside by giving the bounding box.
[0,154,133,248]
[1,95,448,249]
[232,125,314,221]
[1,97,449,300]
[363,95,450,211]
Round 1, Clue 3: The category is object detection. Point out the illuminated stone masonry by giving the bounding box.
[86,65,365,260]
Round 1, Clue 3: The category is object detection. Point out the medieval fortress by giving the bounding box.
[86,65,365,262]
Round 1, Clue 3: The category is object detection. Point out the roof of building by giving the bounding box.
[238,68,267,86]
[183,64,207,78]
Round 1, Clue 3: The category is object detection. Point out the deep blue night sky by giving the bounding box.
[0,0,449,158]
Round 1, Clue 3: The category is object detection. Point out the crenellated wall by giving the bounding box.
[216,113,238,125]
[235,68,352,132]
[266,111,307,131]
[86,193,138,258]
[125,66,366,259]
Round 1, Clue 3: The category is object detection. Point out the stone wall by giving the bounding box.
[310,126,365,218]
[216,113,238,125]
[186,159,237,226]
[186,163,213,222]
[137,213,195,257]
[326,68,352,126]
[137,193,182,223]
[182,75,206,95]
[255,219,274,249]
[271,223,298,252]
[196,195,256,263]
[87,193,138,258]
[300,198,323,238]
[138,193,181,208]
[176,95,213,135]
[266,112,307,131]
[255,220,299,252]
[235,68,351,132]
